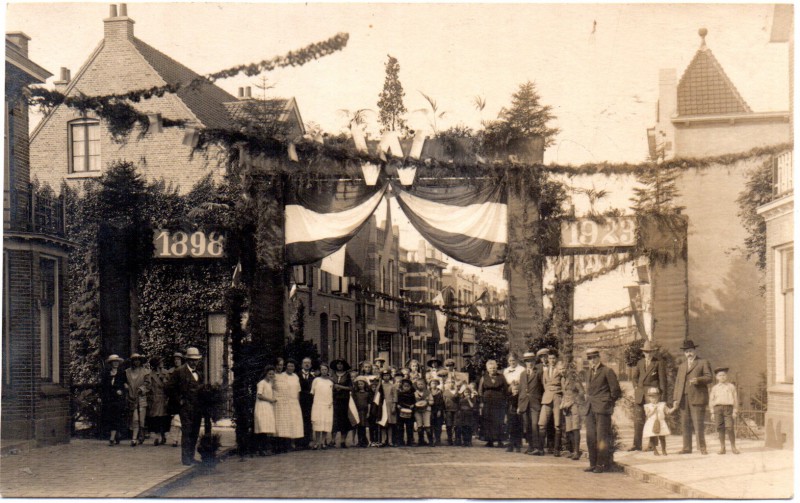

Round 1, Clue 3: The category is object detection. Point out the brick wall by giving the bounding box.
[30,37,225,194]
[676,161,767,389]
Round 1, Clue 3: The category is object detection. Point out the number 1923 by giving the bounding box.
[561,217,636,248]
[153,230,225,258]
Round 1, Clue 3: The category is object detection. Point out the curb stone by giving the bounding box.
[135,446,237,498]
[616,459,717,499]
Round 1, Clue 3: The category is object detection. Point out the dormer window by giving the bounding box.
[69,119,100,173]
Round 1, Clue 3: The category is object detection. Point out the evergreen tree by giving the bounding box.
[377,55,408,133]
[631,163,684,214]
[483,80,560,148]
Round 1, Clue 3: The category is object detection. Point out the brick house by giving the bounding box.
[27,4,303,365]
[647,29,791,390]
[3,32,71,447]
[757,151,793,450]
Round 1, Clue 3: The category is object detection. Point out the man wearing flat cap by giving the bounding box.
[630,341,666,451]
[581,348,621,473]
[673,340,712,455]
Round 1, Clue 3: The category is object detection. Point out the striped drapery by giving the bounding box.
[285,178,508,268]
[391,180,507,267]
[285,181,387,265]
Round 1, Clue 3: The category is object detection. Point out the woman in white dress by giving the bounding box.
[273,359,304,453]
[253,365,277,456]
[310,363,334,449]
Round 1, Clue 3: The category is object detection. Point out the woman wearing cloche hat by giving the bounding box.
[100,355,127,445]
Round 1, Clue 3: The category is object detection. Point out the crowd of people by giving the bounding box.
[100,347,205,465]
[99,338,740,470]
[249,347,625,473]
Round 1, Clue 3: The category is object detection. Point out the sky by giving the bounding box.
[5,2,791,321]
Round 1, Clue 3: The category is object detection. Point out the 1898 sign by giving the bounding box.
[153,230,225,258]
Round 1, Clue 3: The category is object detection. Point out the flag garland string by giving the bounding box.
[205,130,792,181]
[572,307,634,327]
[27,33,350,138]
[543,253,636,295]
[350,286,509,328]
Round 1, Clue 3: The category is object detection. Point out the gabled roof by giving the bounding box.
[5,37,52,83]
[132,38,237,129]
[223,97,305,135]
[677,44,752,116]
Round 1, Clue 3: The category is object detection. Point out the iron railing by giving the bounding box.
[5,183,65,237]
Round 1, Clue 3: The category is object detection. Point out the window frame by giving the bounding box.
[775,245,794,384]
[38,255,60,383]
[68,119,101,174]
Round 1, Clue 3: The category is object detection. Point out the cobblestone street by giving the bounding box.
[160,444,678,499]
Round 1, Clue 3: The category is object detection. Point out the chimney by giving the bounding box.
[237,87,244,98]
[54,67,71,92]
[6,32,31,56]
[104,3,135,44]
[244,87,252,99]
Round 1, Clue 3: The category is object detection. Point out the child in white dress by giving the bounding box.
[311,363,334,449]
[254,366,277,456]
[643,387,671,456]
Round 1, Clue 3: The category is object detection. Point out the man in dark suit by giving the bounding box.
[672,339,712,455]
[298,357,315,449]
[581,348,621,473]
[629,341,666,451]
[517,351,544,455]
[168,346,204,466]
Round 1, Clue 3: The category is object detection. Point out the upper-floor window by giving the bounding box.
[69,119,100,173]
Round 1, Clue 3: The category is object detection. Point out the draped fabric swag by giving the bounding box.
[284,178,508,268]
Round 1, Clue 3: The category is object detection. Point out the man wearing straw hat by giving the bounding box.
[125,353,150,447]
[630,340,666,451]
[169,347,204,465]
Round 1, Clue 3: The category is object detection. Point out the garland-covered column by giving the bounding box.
[506,165,546,354]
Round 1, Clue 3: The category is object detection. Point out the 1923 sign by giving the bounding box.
[560,217,636,248]
[153,230,225,258]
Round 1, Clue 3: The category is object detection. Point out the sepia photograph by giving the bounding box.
[0,2,794,499]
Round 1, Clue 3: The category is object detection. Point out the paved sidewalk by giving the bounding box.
[0,426,235,498]
[613,381,794,499]
[615,438,794,499]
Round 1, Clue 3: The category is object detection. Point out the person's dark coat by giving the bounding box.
[632,355,667,404]
[517,366,544,412]
[101,368,127,431]
[673,357,713,406]
[581,363,621,416]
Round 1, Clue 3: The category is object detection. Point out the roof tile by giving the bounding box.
[677,47,752,116]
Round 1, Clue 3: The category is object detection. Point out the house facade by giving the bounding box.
[3,32,71,447]
[27,4,303,366]
[757,150,793,449]
[647,29,791,390]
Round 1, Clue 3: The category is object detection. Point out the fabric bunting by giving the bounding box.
[391,180,507,267]
[285,181,387,264]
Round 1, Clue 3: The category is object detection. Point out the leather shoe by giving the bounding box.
[700,448,708,455]
[592,466,606,474]
[584,466,596,472]
[677,449,692,454]
[627,446,641,452]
